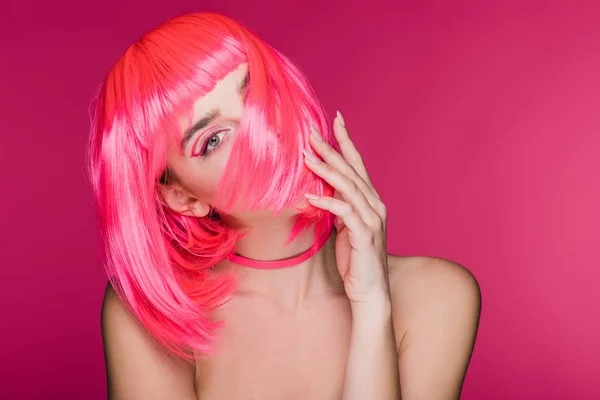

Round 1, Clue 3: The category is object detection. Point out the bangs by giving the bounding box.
[122,13,249,181]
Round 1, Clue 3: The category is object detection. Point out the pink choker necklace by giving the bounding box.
[227,230,332,270]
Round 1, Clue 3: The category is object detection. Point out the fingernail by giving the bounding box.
[336,110,346,127]
[311,124,324,141]
[304,193,320,200]
[303,149,320,163]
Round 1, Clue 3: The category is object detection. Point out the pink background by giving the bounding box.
[2,1,599,399]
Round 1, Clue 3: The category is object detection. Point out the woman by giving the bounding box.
[90,11,481,400]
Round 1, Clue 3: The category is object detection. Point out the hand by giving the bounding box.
[303,112,390,307]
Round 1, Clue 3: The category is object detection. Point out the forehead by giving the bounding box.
[190,62,248,118]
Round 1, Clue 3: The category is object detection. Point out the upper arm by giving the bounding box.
[101,282,197,400]
[390,256,481,400]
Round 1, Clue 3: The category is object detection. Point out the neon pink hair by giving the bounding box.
[87,12,336,361]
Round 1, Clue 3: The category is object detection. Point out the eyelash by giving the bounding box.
[191,129,230,158]
[189,78,248,159]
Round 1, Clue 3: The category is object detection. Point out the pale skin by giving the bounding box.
[101,62,481,399]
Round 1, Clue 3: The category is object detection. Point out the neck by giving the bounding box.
[213,214,344,308]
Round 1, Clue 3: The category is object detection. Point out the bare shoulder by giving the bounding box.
[102,282,129,323]
[386,255,481,350]
[386,255,480,397]
[101,282,197,399]
[386,254,480,301]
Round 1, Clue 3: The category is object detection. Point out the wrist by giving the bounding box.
[350,292,393,323]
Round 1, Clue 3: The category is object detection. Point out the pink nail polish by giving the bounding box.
[336,110,346,127]
[303,149,320,163]
[311,124,324,141]
[304,193,320,200]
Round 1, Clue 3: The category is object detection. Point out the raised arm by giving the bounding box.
[101,283,198,400]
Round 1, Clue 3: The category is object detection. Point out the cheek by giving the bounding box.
[181,162,223,199]
[169,152,229,201]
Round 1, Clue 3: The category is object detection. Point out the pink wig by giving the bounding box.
[87,12,337,361]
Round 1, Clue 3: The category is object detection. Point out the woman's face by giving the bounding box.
[161,62,306,222]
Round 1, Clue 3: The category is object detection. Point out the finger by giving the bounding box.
[308,125,386,221]
[303,194,374,248]
[310,124,376,201]
[303,149,382,231]
[333,112,381,200]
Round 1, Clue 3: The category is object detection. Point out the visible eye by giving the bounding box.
[191,129,229,158]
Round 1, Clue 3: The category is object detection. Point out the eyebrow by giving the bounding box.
[180,72,249,150]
